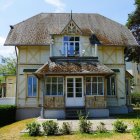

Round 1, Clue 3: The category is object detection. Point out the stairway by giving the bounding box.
[65,107,86,119]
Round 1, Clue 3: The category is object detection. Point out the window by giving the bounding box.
[62,36,80,56]
[46,77,63,95]
[86,77,104,95]
[28,76,37,97]
[107,76,116,95]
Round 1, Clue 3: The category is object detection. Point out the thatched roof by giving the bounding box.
[5,13,138,46]
[35,58,114,78]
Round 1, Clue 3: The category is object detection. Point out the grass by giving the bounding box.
[0,108,139,140]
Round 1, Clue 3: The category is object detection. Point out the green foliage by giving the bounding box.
[113,120,127,133]
[96,122,107,133]
[60,122,72,135]
[131,92,140,105]
[132,121,140,140]
[78,115,92,134]
[0,105,16,127]
[26,122,41,136]
[42,120,59,136]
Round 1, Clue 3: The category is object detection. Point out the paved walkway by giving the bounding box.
[36,117,133,131]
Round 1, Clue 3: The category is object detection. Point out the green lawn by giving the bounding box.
[0,108,139,140]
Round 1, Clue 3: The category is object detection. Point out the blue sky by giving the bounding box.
[0,0,135,56]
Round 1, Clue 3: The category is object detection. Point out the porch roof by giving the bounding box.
[34,60,114,78]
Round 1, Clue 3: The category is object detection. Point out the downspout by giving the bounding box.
[15,46,18,107]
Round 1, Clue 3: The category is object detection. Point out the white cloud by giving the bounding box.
[44,0,66,12]
[0,0,15,11]
[0,36,15,57]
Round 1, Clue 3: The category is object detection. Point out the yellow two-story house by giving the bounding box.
[5,13,137,120]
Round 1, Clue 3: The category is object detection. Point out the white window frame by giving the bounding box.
[27,75,38,97]
[45,76,64,96]
[62,36,81,57]
[85,76,104,96]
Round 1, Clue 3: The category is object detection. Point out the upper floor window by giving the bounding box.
[62,36,80,56]
[27,76,37,97]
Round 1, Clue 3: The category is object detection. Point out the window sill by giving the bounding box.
[45,95,64,97]
[86,95,104,97]
[27,96,37,98]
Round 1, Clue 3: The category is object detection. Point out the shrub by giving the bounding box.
[26,122,41,136]
[0,105,16,127]
[131,93,140,105]
[60,122,71,135]
[42,120,59,136]
[78,115,92,133]
[132,121,140,140]
[113,120,127,133]
[97,122,107,133]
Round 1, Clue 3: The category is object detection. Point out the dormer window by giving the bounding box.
[62,36,80,56]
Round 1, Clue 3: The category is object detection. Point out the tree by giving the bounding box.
[125,0,140,63]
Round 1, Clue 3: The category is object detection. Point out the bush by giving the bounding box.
[131,93,140,105]
[0,105,16,127]
[132,121,140,140]
[60,122,71,135]
[78,115,92,133]
[42,120,59,136]
[97,122,107,133]
[113,120,127,133]
[26,122,41,136]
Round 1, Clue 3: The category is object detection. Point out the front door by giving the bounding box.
[66,77,84,107]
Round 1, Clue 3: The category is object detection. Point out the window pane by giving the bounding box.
[98,83,103,95]
[76,78,81,83]
[67,83,73,87]
[52,77,57,83]
[76,88,82,92]
[58,84,63,95]
[75,43,79,54]
[67,93,73,97]
[111,77,115,95]
[28,77,32,96]
[86,77,91,82]
[92,83,97,95]
[67,88,73,92]
[76,83,82,87]
[33,77,37,96]
[98,77,103,82]
[64,36,69,41]
[69,37,74,41]
[76,92,82,97]
[107,78,111,95]
[46,77,51,83]
[92,77,97,82]
[67,78,73,83]
[86,83,91,95]
[46,84,51,95]
[75,37,79,41]
[52,84,57,95]
[58,77,63,83]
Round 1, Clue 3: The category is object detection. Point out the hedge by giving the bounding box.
[0,105,16,127]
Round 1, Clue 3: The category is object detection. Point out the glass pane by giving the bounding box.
[67,83,73,87]
[58,84,63,95]
[75,37,79,41]
[46,77,51,83]
[52,77,57,83]
[86,77,91,82]
[52,84,57,95]
[111,77,115,95]
[92,77,97,82]
[67,78,73,83]
[69,37,74,41]
[67,88,73,92]
[98,77,103,82]
[86,83,91,95]
[76,88,82,92]
[98,83,103,95]
[46,84,51,95]
[75,43,79,55]
[67,93,73,97]
[33,77,37,96]
[107,78,111,95]
[58,77,63,83]
[76,83,82,87]
[76,92,82,97]
[64,36,69,41]
[92,83,97,95]
[76,78,81,83]
[28,77,32,96]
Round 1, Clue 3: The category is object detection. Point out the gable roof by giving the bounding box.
[4,13,138,46]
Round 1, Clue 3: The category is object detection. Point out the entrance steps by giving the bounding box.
[65,107,86,119]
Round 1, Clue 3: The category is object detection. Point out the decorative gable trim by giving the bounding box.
[61,19,82,35]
